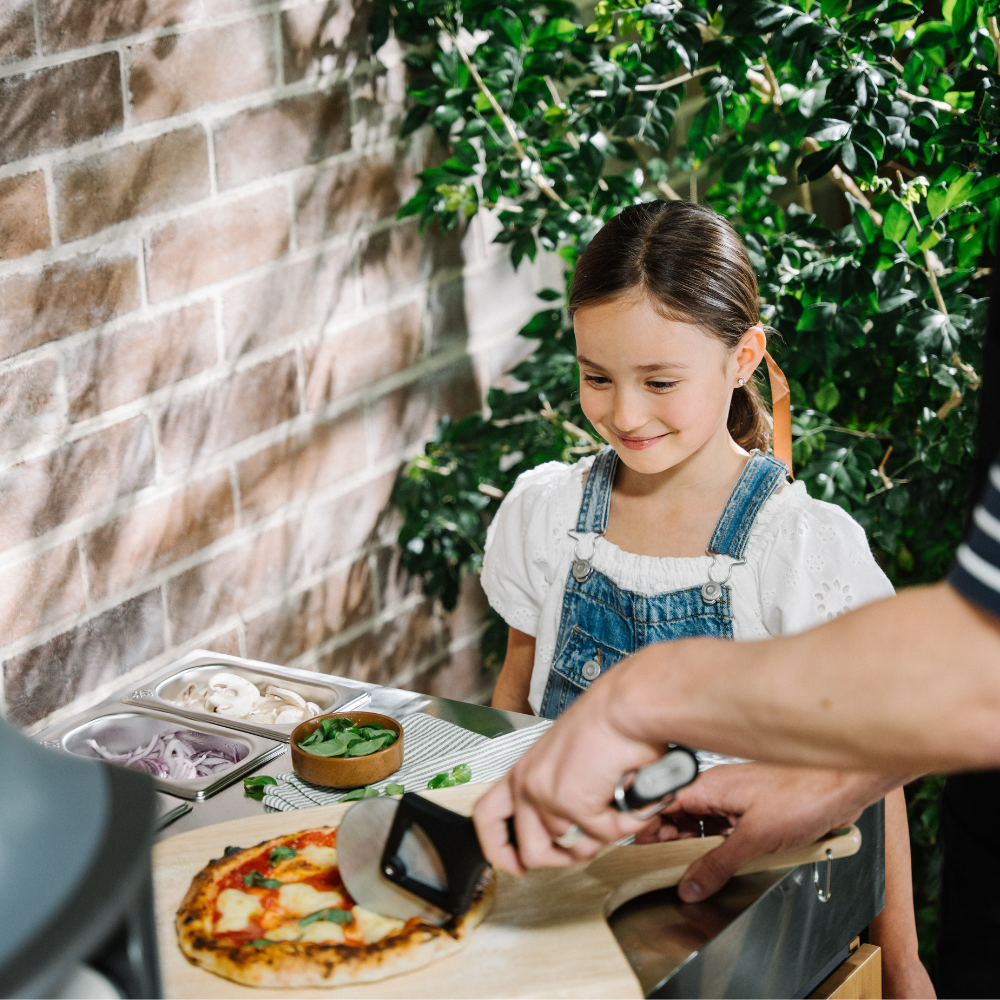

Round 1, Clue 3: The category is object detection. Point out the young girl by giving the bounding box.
[481,202,933,998]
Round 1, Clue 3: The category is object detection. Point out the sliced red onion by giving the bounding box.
[86,728,243,779]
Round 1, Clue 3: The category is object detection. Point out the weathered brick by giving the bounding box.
[281,0,370,84]
[0,173,50,260]
[374,543,420,612]
[0,53,122,166]
[4,590,164,727]
[1,0,35,63]
[295,150,416,247]
[299,471,395,574]
[368,359,480,457]
[204,629,242,657]
[244,557,372,665]
[0,357,60,452]
[360,220,428,306]
[316,597,440,686]
[0,251,141,361]
[222,245,358,356]
[351,67,407,148]
[55,126,210,242]
[304,302,422,408]
[0,541,86,647]
[214,89,351,191]
[65,301,216,420]
[0,416,155,550]
[144,187,289,303]
[157,352,298,474]
[85,470,235,601]
[129,17,276,124]
[167,521,303,643]
[404,641,485,702]
[38,0,201,53]
[238,409,368,523]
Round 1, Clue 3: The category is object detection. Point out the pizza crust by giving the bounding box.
[176,827,496,989]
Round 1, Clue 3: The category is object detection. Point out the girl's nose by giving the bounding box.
[612,388,649,434]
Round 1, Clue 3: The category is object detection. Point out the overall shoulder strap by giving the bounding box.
[707,451,788,560]
[576,446,619,534]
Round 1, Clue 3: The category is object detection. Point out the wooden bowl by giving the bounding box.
[290,711,403,788]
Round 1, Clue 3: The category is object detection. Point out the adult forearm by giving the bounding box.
[610,582,1000,773]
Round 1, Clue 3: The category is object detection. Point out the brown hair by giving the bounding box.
[569,201,771,453]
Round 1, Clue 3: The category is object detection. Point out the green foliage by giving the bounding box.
[373,0,999,964]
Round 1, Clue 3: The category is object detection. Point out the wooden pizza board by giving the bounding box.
[154,782,862,999]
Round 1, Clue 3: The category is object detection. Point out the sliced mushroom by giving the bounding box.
[207,672,260,718]
[266,686,308,710]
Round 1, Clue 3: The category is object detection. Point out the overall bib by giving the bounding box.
[539,447,788,720]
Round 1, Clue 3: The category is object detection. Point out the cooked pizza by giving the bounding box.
[176,825,495,988]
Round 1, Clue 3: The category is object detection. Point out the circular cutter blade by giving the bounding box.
[337,797,450,926]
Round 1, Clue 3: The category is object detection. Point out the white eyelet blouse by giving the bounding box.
[481,455,895,715]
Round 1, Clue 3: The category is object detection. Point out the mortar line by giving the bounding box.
[205,120,219,197]
[229,462,244,531]
[118,43,134,130]
[160,586,173,649]
[136,234,149,308]
[29,0,42,55]
[76,536,93,605]
[272,8,285,88]
[236,618,248,658]
[294,341,308,414]
[40,160,60,249]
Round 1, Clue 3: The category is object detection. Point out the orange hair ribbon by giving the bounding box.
[764,350,793,478]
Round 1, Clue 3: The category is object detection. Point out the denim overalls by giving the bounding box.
[539,447,788,719]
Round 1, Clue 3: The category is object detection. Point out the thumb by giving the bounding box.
[678,825,771,902]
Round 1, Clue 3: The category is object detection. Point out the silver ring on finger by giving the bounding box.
[554,823,583,850]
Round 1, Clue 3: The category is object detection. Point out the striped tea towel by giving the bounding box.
[262,713,552,812]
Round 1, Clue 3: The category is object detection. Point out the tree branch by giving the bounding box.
[436,18,574,212]
[801,136,882,225]
[587,64,719,98]
[897,88,964,115]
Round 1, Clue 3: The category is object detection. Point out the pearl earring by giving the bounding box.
[737,377,746,387]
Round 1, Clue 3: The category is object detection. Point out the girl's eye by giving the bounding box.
[647,380,678,392]
[583,374,611,387]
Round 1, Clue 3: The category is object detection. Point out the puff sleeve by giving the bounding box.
[481,462,573,638]
[758,495,895,637]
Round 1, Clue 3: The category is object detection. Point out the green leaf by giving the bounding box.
[427,764,472,788]
[944,174,978,211]
[300,907,353,928]
[883,202,911,242]
[450,763,472,784]
[615,116,645,138]
[527,18,577,47]
[347,736,391,756]
[244,775,277,800]
[244,870,282,889]
[251,940,274,948]
[341,786,381,801]
[810,119,851,142]
[927,188,948,218]
[385,783,406,795]
[270,845,297,864]
[815,383,841,413]
[912,21,954,49]
[846,194,878,244]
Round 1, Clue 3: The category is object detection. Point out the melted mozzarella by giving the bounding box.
[298,845,337,868]
[351,905,405,944]
[215,889,262,933]
[300,920,346,944]
[277,883,344,916]
[263,921,303,942]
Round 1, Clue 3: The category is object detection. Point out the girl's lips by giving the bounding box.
[617,432,667,451]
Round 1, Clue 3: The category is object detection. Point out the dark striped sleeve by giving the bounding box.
[948,461,1000,617]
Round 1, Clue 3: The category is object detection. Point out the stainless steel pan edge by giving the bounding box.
[121,649,372,742]
[36,704,287,801]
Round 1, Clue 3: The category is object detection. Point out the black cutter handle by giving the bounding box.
[620,745,700,812]
[381,793,489,918]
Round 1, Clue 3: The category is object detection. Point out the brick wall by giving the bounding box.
[0,0,561,731]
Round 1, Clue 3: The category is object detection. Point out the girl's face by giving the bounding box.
[574,293,765,476]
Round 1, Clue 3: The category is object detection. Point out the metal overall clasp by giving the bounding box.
[701,552,746,605]
[569,532,598,583]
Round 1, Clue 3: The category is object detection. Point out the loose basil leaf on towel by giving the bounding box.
[427,764,472,789]
[385,783,405,795]
[341,786,381,801]
[243,775,277,800]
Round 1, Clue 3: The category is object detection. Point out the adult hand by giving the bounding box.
[473,666,665,874]
[651,763,907,902]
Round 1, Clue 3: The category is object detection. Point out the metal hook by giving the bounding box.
[813,848,833,903]
[568,531,599,583]
[701,552,747,605]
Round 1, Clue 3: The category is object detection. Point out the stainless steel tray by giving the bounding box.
[122,650,371,742]
[37,705,285,800]
[157,792,192,830]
